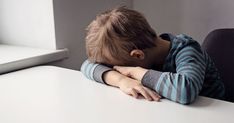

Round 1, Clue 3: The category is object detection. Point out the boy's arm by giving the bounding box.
[80,60,112,84]
[81,60,161,101]
[114,46,206,104]
[142,46,205,104]
[80,60,141,87]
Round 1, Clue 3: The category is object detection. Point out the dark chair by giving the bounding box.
[202,28,234,102]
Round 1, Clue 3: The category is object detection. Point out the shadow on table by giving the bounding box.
[189,97,220,107]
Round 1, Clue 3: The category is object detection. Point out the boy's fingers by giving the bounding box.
[144,87,161,101]
[113,66,124,73]
[114,66,131,77]
[143,87,161,97]
[113,66,119,69]
[113,66,123,71]
[113,66,118,71]
[147,87,161,98]
[128,88,138,98]
[152,91,161,98]
[148,91,160,101]
[135,87,152,101]
[114,66,130,72]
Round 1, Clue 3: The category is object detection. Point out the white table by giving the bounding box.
[0,66,233,123]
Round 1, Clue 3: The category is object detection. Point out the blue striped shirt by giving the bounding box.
[81,33,225,104]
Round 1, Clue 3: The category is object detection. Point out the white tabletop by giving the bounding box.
[0,66,233,123]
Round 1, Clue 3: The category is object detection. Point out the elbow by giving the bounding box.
[177,79,198,105]
[80,60,92,79]
[80,60,90,74]
[178,93,196,105]
[80,61,86,74]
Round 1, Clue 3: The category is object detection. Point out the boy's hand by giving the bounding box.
[118,76,161,101]
[113,66,148,82]
[103,70,160,101]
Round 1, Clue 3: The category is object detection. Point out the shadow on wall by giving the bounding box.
[134,0,234,44]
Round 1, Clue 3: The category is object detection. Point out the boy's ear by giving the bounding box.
[130,49,145,60]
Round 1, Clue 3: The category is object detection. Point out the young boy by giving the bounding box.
[81,7,225,104]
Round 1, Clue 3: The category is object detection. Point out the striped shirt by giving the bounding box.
[81,33,225,104]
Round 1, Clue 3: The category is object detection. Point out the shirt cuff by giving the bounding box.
[93,64,112,85]
[141,70,163,90]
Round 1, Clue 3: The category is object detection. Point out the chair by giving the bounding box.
[202,28,234,102]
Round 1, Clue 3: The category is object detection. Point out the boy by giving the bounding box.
[81,7,225,104]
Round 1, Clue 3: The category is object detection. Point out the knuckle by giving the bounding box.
[135,85,143,90]
[129,88,135,92]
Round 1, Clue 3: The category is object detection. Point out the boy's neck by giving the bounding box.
[151,37,171,70]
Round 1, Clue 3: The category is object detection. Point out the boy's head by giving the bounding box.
[85,6,157,67]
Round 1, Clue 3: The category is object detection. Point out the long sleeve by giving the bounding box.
[142,46,206,104]
[80,60,112,84]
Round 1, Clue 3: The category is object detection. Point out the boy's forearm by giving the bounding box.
[81,60,112,84]
[81,60,124,87]
[103,70,125,88]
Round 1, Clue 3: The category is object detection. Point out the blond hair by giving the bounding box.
[86,6,157,65]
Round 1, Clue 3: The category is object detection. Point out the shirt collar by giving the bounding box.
[159,33,176,71]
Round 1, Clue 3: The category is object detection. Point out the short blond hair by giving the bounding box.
[86,6,157,65]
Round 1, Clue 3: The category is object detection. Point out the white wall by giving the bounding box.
[51,0,132,70]
[133,0,183,37]
[134,0,234,43]
[2,0,232,70]
[0,0,56,49]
